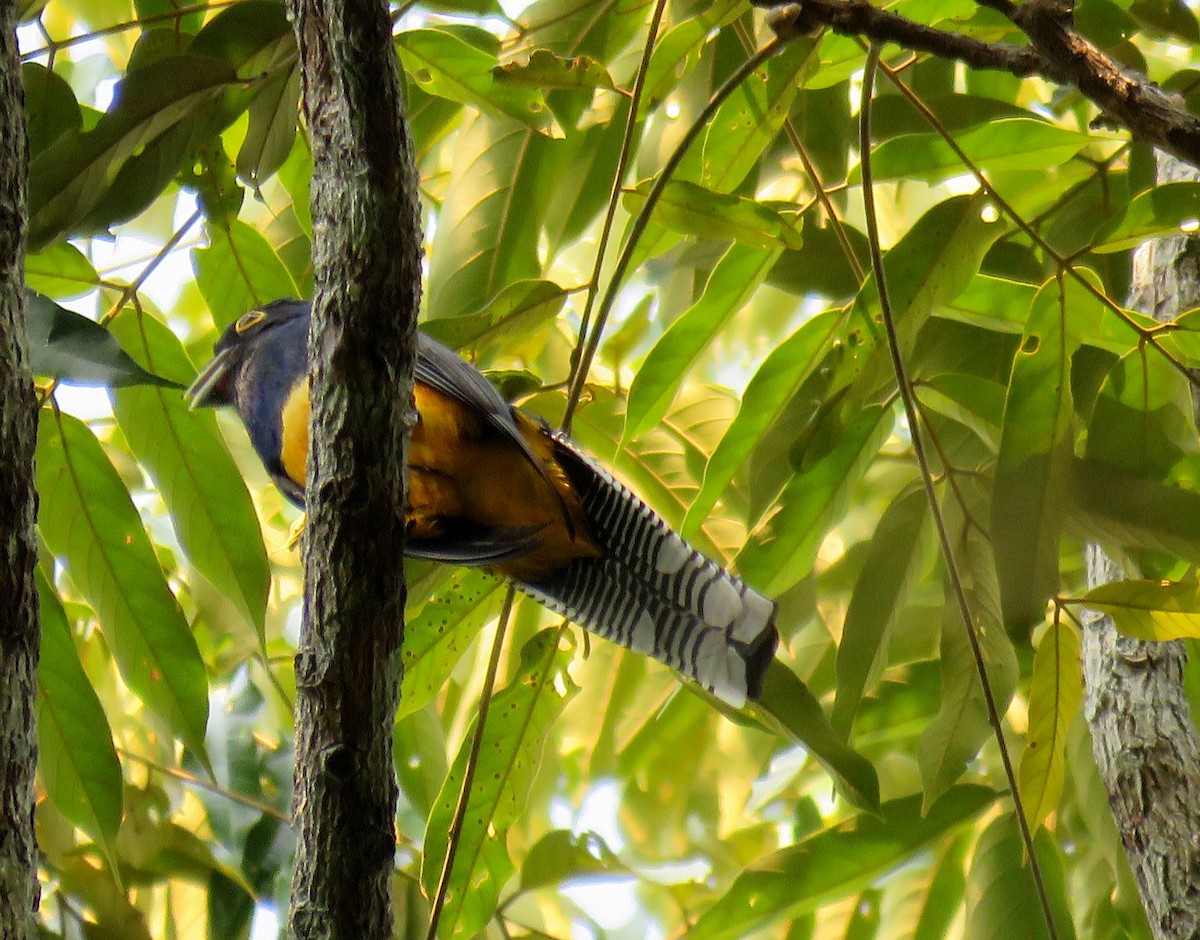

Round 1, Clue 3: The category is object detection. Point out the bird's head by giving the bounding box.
[184,299,310,411]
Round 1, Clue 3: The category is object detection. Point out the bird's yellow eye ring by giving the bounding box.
[235,309,266,333]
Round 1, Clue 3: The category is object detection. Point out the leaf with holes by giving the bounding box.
[397,29,562,137]
[397,568,503,720]
[992,278,1078,634]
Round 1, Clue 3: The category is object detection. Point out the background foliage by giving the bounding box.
[20,0,1200,937]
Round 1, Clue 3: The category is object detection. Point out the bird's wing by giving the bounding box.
[414,334,568,527]
[407,524,544,566]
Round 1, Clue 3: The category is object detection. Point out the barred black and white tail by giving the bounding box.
[515,433,778,708]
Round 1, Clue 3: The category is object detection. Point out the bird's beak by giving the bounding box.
[184,347,235,410]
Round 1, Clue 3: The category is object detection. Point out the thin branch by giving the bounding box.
[870,54,1200,394]
[425,587,517,940]
[564,0,669,433]
[858,45,1061,940]
[561,36,786,431]
[756,0,1200,171]
[21,1,241,61]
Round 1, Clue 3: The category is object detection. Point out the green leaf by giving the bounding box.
[397,568,503,719]
[107,309,269,637]
[28,54,237,250]
[966,816,1076,940]
[916,373,1005,452]
[1069,457,1200,563]
[421,279,567,350]
[688,786,997,940]
[624,244,782,440]
[23,61,81,156]
[24,242,99,300]
[695,40,811,192]
[833,487,931,738]
[36,411,210,763]
[193,218,300,329]
[236,62,300,187]
[752,661,881,812]
[1085,346,1196,482]
[1082,578,1200,640]
[624,179,804,250]
[737,406,891,597]
[493,50,615,91]
[861,119,1100,183]
[640,0,747,113]
[36,571,123,869]
[992,278,1077,634]
[25,291,183,389]
[920,485,1018,806]
[1018,619,1083,832]
[426,118,545,319]
[397,29,562,137]
[683,310,843,536]
[421,629,578,939]
[1091,181,1200,252]
[913,833,970,940]
[516,829,626,894]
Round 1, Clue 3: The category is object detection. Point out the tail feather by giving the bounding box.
[515,433,778,708]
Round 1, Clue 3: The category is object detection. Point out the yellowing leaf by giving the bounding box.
[1083,578,1200,640]
[1018,620,1083,832]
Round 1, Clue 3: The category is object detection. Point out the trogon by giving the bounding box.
[186,299,778,707]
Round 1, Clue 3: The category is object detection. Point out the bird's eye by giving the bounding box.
[235,310,266,333]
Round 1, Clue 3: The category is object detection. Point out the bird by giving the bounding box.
[185,299,778,707]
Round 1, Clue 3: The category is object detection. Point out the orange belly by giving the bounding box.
[280,380,600,580]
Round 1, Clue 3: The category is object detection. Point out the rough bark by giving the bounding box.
[285,0,422,937]
[0,8,39,939]
[1083,154,1200,940]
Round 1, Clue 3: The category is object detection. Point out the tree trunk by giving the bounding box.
[285,1,422,938]
[1083,153,1200,939]
[0,9,40,939]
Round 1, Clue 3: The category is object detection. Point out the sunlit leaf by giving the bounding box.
[494,50,616,91]
[1092,181,1200,252]
[193,218,300,329]
[36,411,210,763]
[36,571,123,870]
[24,242,99,300]
[397,28,563,136]
[625,244,781,440]
[421,279,567,350]
[107,309,270,637]
[397,569,503,719]
[1082,578,1200,640]
[861,119,1100,183]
